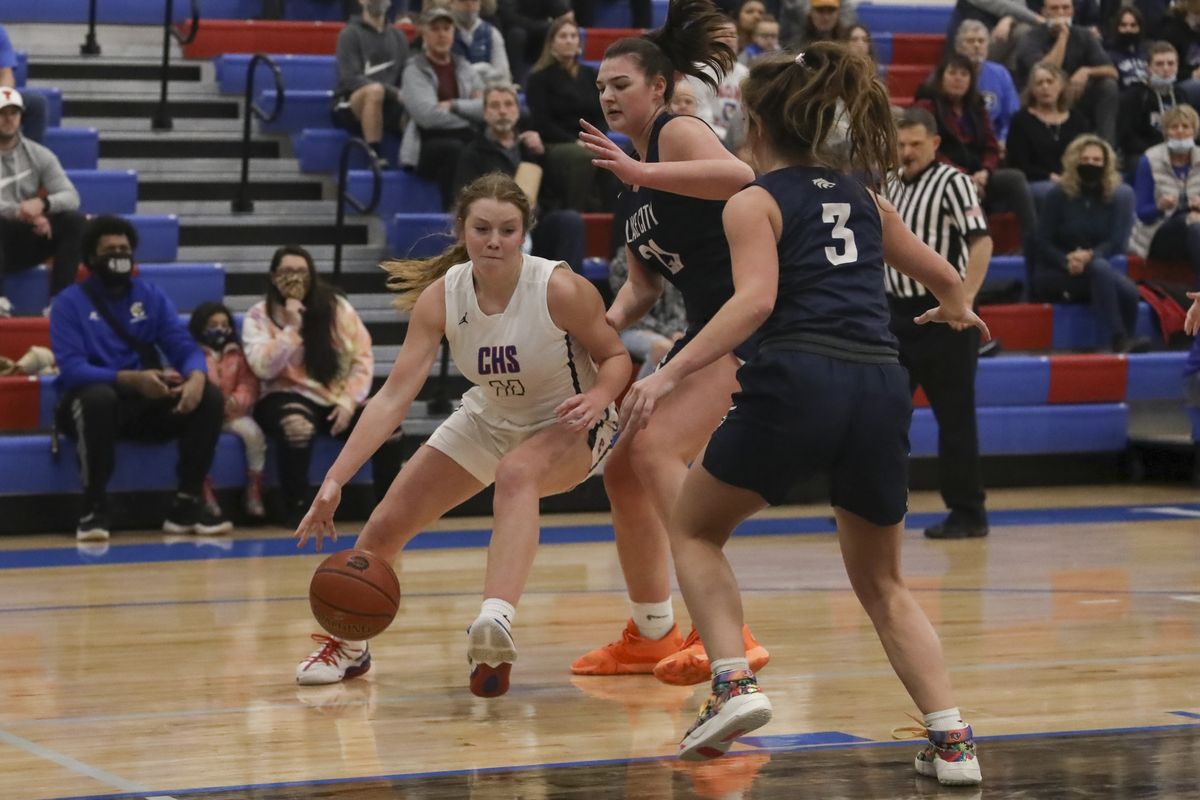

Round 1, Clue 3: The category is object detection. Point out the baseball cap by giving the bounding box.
[0,87,24,111]
[421,6,454,25]
[811,0,840,8]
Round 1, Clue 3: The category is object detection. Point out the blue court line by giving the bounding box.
[42,720,1200,800]
[1169,711,1200,720]
[3,502,1199,571]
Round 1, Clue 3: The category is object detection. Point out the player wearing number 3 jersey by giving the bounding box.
[568,0,771,685]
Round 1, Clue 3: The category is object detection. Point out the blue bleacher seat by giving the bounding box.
[347,170,442,217]
[14,51,27,86]
[43,128,100,170]
[1051,302,1156,350]
[257,89,333,134]
[388,213,453,258]
[976,356,1050,405]
[66,169,138,215]
[22,86,62,127]
[293,128,402,173]
[0,0,191,23]
[911,403,1129,456]
[856,3,953,34]
[215,54,338,96]
[4,265,50,316]
[1126,351,1190,401]
[129,215,181,263]
[37,374,55,429]
[4,263,223,316]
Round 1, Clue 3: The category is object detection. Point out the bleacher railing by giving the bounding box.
[231,54,285,214]
[81,0,101,56]
[332,138,381,283]
[152,0,201,131]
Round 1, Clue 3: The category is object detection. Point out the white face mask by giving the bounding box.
[453,8,478,26]
[1150,73,1177,91]
[1167,136,1194,154]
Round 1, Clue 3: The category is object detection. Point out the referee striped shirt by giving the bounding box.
[884,161,989,298]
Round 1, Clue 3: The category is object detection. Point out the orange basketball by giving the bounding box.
[309,549,400,640]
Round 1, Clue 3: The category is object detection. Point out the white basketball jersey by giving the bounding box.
[443,255,599,428]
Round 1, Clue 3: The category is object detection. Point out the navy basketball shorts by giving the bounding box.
[701,350,913,527]
[661,324,761,369]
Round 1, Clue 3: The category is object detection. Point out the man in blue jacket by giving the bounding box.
[50,215,231,542]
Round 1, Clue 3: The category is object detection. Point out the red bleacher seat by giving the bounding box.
[0,375,40,430]
[0,318,50,361]
[987,211,1022,256]
[1047,354,1128,404]
[979,304,1053,350]
[890,34,945,67]
[181,20,415,58]
[583,28,643,61]
[1126,254,1193,285]
[582,212,613,260]
[885,65,930,98]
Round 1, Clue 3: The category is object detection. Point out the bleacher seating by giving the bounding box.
[3,263,223,318]
[347,170,442,217]
[257,89,333,134]
[67,169,138,215]
[43,128,99,170]
[215,54,337,96]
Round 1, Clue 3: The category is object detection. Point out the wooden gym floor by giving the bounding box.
[0,485,1197,800]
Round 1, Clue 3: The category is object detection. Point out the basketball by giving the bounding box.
[309,549,401,640]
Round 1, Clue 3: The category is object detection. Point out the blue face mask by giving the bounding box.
[203,328,233,349]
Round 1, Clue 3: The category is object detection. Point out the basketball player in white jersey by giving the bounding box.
[292,173,631,698]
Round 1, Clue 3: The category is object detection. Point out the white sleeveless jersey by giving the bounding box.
[443,254,599,428]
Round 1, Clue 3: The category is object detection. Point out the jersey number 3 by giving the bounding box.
[822,203,858,266]
[638,239,686,274]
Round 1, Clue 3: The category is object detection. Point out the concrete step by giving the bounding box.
[139,199,343,216]
[102,134,282,160]
[71,116,248,134]
[6,25,187,58]
[101,158,304,176]
[27,78,221,98]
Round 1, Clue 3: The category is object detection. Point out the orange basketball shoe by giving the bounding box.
[571,619,686,675]
[653,625,770,686]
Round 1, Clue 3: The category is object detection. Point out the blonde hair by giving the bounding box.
[382,173,533,310]
[1059,134,1120,201]
[1161,103,1200,133]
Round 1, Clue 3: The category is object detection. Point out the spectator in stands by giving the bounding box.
[189,302,266,520]
[495,0,573,85]
[1006,62,1091,208]
[790,0,850,49]
[944,0,1044,69]
[1155,0,1200,107]
[1131,104,1200,287]
[1035,134,1146,352]
[914,54,1039,273]
[1014,0,1119,145]
[454,84,586,271]
[1106,5,1150,91]
[888,107,993,539]
[244,245,374,524]
[50,215,230,543]
[669,78,700,116]
[683,17,749,146]
[846,23,874,63]
[450,0,512,84]
[1119,41,1182,175]
[333,0,411,168]
[606,246,686,381]
[0,88,85,301]
[524,17,613,212]
[262,0,360,19]
[0,24,47,144]
[779,0,856,50]
[955,20,1020,144]
[738,14,781,65]
[401,6,485,210]
[733,0,766,53]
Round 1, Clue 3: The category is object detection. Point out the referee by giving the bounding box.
[888,107,993,539]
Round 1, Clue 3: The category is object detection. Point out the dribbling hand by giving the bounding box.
[295,477,342,551]
[578,119,644,186]
[1185,292,1199,336]
[915,305,992,340]
[619,369,678,434]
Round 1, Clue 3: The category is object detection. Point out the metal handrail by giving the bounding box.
[81,0,101,56]
[231,54,285,214]
[151,0,201,131]
[332,137,382,283]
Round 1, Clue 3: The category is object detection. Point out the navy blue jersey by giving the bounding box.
[618,112,734,326]
[752,166,899,356]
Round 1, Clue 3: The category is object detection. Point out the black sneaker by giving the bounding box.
[76,509,111,542]
[163,493,233,536]
[924,512,989,540]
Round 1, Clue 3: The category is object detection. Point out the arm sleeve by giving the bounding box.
[50,296,120,390]
[401,62,464,128]
[241,303,303,380]
[39,148,80,212]
[967,0,1042,24]
[155,291,207,376]
[979,113,1002,173]
[1083,32,1114,68]
[450,68,484,120]
[1134,155,1161,224]
[945,172,991,238]
[489,26,511,84]
[1035,188,1069,270]
[228,350,260,417]
[336,31,369,96]
[337,299,374,408]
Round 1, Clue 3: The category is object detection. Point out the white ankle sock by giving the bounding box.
[924,707,964,731]
[710,657,749,678]
[631,599,674,640]
[479,598,516,630]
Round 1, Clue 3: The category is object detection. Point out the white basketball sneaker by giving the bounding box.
[467,615,517,697]
[295,634,370,685]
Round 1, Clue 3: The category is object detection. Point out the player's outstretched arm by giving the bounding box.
[607,247,666,332]
[548,268,633,433]
[1185,292,1199,336]
[295,281,447,550]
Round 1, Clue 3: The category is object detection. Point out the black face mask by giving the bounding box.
[90,254,133,289]
[203,329,233,350]
[1077,163,1105,190]
[1115,32,1140,48]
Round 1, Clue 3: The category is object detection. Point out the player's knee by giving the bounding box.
[624,429,673,480]
[493,456,539,498]
[602,446,640,494]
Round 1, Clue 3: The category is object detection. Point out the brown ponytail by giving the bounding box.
[741,43,898,187]
[604,0,734,99]
[382,172,534,310]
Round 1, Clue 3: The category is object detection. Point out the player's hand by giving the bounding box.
[915,304,992,340]
[328,403,354,436]
[1185,292,1200,336]
[619,369,677,433]
[579,118,644,186]
[295,477,341,551]
[555,391,604,433]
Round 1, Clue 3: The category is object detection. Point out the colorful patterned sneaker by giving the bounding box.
[571,619,685,675]
[678,669,773,761]
[895,720,982,786]
[467,615,517,698]
[295,634,371,685]
[654,625,770,686]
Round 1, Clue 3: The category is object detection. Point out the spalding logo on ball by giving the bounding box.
[309,549,401,640]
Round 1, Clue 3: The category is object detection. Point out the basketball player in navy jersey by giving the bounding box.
[568,0,772,685]
[621,45,989,785]
[292,174,629,697]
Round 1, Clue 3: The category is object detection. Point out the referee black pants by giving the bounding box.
[889,297,986,521]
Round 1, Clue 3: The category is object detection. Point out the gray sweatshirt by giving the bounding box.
[399,52,484,167]
[335,16,410,99]
[0,135,80,218]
